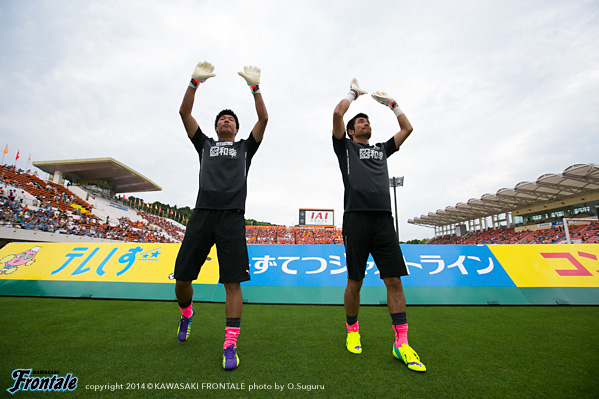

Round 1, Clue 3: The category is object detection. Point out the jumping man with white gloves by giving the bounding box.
[332,79,426,372]
[175,61,268,371]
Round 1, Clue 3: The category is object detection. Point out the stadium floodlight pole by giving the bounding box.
[389,176,404,242]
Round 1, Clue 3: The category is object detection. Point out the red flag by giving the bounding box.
[15,150,20,161]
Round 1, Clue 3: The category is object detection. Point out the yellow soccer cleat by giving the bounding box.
[393,344,426,372]
[346,331,362,354]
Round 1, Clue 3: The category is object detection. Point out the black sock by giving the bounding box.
[226,318,241,328]
[390,312,407,325]
[178,299,192,309]
[346,315,358,326]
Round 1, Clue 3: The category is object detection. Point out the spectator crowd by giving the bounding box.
[245,225,343,245]
[3,164,598,246]
[427,222,599,245]
[1,165,183,243]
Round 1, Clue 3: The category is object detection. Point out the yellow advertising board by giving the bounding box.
[488,244,599,287]
[0,242,219,284]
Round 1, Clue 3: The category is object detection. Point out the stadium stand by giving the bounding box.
[426,221,599,245]
[1,165,185,245]
[1,165,342,246]
[245,225,343,245]
[5,163,597,246]
[411,163,599,243]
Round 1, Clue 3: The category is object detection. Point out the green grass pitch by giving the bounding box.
[1,297,597,398]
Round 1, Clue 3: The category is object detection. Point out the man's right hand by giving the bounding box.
[190,61,216,88]
[349,78,367,99]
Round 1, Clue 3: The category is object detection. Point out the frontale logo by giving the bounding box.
[6,369,78,394]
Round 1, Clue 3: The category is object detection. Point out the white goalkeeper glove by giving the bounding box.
[345,78,367,102]
[189,61,216,88]
[371,91,404,116]
[238,66,261,93]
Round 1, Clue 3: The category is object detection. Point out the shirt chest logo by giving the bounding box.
[359,148,383,161]
[210,146,238,158]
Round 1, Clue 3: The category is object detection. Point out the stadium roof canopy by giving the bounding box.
[408,163,599,228]
[33,157,162,194]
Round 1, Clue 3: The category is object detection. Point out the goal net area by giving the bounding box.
[563,217,599,244]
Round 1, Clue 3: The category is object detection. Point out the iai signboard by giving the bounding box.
[298,209,334,227]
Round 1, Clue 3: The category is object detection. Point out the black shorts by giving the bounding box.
[342,211,408,281]
[174,209,250,284]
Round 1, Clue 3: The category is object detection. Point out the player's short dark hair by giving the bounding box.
[346,113,369,140]
[215,109,239,130]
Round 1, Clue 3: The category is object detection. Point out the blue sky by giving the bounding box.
[1,0,598,240]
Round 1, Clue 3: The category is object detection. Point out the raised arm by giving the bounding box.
[371,91,413,149]
[238,66,268,143]
[179,61,216,139]
[333,78,367,139]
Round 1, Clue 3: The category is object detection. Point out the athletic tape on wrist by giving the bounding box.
[344,89,358,102]
[389,101,404,116]
[250,84,261,94]
[189,78,199,89]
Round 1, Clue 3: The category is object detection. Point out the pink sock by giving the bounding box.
[224,327,240,348]
[179,302,193,318]
[346,321,359,333]
[393,323,408,348]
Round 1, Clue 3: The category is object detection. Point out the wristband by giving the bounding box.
[344,89,359,102]
[389,101,404,117]
[250,84,261,94]
[189,78,200,89]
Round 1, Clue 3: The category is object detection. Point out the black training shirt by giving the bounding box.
[333,135,398,212]
[191,127,260,212]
